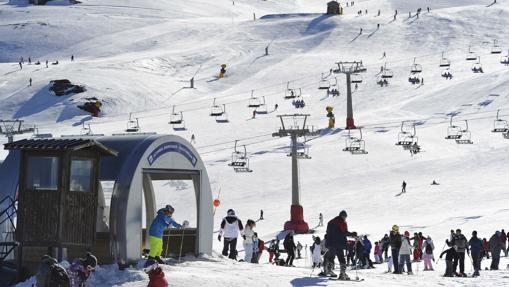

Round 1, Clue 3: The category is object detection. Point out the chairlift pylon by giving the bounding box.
[342,128,368,154]
[125,113,140,132]
[228,140,252,172]
[492,110,508,133]
[440,52,451,67]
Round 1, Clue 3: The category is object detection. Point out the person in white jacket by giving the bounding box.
[399,231,413,274]
[311,236,323,268]
[243,219,256,263]
[218,209,244,260]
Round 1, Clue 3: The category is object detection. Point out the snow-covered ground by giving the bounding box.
[2,0,509,286]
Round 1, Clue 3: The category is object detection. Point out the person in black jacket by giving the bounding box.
[439,246,456,277]
[389,225,402,274]
[469,231,483,277]
[323,210,356,280]
[284,233,297,267]
[447,229,468,276]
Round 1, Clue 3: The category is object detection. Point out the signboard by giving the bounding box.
[147,142,198,167]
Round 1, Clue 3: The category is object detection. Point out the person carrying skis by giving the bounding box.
[323,210,357,280]
[148,205,185,264]
[389,225,402,274]
[468,231,483,277]
[284,232,297,267]
[489,231,502,270]
[311,236,322,268]
[422,236,435,271]
[439,246,456,277]
[243,219,256,263]
[399,231,413,274]
[143,259,168,287]
[218,209,244,260]
[447,229,468,277]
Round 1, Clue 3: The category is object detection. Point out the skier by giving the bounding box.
[500,229,507,256]
[447,229,468,276]
[439,246,456,277]
[411,232,422,261]
[427,7,430,13]
[401,181,407,193]
[190,134,196,144]
[431,180,439,185]
[311,236,322,268]
[252,110,256,119]
[252,232,264,263]
[28,57,31,64]
[346,239,356,266]
[389,225,402,274]
[143,259,168,287]
[399,231,413,274]
[319,213,324,227]
[481,238,490,259]
[374,241,382,263]
[259,209,264,220]
[36,255,70,287]
[71,55,74,62]
[219,64,227,78]
[67,252,97,287]
[296,241,303,259]
[274,104,278,111]
[322,210,357,280]
[422,236,435,271]
[355,236,365,268]
[218,209,244,260]
[29,78,32,86]
[377,23,380,29]
[19,62,22,70]
[359,28,363,34]
[380,234,390,261]
[469,231,482,277]
[243,219,256,263]
[382,51,386,58]
[377,9,380,16]
[489,231,502,270]
[46,60,49,68]
[268,239,280,263]
[284,232,296,267]
[362,235,374,268]
[354,83,358,91]
[148,205,185,264]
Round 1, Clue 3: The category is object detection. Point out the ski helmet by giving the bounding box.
[143,259,158,274]
[392,225,399,232]
[165,205,175,213]
[227,209,235,216]
[339,210,347,218]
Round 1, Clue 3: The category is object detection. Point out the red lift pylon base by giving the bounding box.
[284,205,309,234]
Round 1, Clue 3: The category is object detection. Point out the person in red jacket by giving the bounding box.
[481,238,490,259]
[144,259,168,287]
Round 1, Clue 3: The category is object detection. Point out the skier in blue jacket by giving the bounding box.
[148,205,187,264]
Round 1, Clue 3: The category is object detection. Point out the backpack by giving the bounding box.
[425,243,433,254]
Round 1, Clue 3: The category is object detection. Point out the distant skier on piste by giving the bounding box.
[321,210,357,280]
[218,209,244,260]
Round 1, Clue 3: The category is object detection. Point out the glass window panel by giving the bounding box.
[25,156,59,191]
[70,159,93,192]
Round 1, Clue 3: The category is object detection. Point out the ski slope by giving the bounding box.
[2,0,509,286]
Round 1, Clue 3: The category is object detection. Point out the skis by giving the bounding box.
[329,277,365,282]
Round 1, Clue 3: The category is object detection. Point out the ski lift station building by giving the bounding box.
[0,134,213,273]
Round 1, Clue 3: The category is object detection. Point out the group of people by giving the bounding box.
[292,99,306,108]
[35,252,97,287]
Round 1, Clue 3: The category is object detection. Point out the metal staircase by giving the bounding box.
[0,196,18,265]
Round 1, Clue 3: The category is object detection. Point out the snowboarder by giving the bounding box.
[322,210,357,280]
[274,104,278,111]
[36,255,70,287]
[469,231,482,276]
[489,231,502,270]
[439,246,456,277]
[148,205,185,264]
[29,78,32,86]
[143,259,168,287]
[431,180,439,185]
[422,236,435,271]
[71,55,74,62]
[259,209,264,220]
[296,242,303,259]
[359,28,363,34]
[447,229,468,276]
[399,231,413,274]
[243,219,256,263]
[319,213,324,227]
[284,232,296,266]
[311,236,322,268]
[219,64,227,78]
[67,252,97,287]
[401,181,407,193]
[389,225,402,274]
[218,209,244,260]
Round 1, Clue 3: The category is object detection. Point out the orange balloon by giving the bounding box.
[213,199,220,207]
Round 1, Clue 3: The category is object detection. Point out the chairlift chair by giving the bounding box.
[455,120,473,144]
[501,50,509,65]
[285,86,301,100]
[492,110,508,133]
[410,57,423,74]
[445,116,462,139]
[503,131,509,139]
[318,73,330,90]
[471,57,483,73]
[248,90,261,108]
[125,113,140,132]
[210,98,224,117]
[81,123,92,136]
[395,122,417,146]
[216,104,229,123]
[169,106,185,131]
[342,129,368,154]
[381,63,393,79]
[228,140,252,172]
[439,52,451,67]
[466,46,477,61]
[351,73,363,83]
[408,74,421,85]
[441,68,453,79]
[287,138,311,159]
[256,97,268,114]
[491,40,502,54]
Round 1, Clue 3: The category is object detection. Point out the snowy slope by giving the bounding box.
[2,0,509,286]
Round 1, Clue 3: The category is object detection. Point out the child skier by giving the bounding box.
[67,252,97,287]
[422,236,435,271]
[144,259,168,287]
[439,246,456,277]
[374,241,382,263]
[311,236,322,268]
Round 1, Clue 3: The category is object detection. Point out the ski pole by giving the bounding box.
[178,228,186,264]
[436,242,447,265]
